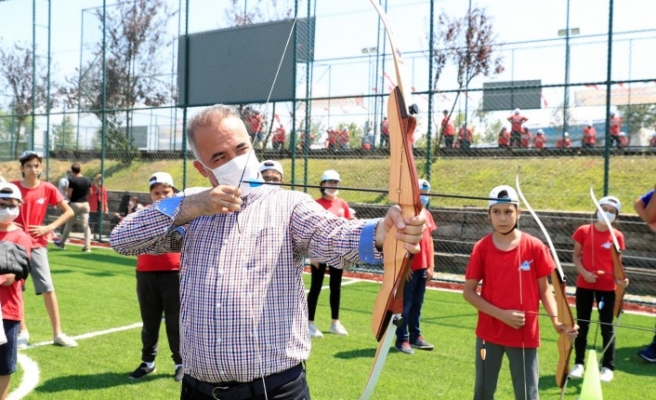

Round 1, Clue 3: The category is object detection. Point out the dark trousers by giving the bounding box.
[307,264,343,321]
[180,368,310,400]
[610,134,621,148]
[574,287,616,370]
[136,270,182,365]
[444,135,454,148]
[582,143,595,149]
[459,140,471,149]
[396,269,427,343]
[510,131,522,148]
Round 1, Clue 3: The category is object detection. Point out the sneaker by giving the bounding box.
[638,346,656,363]
[308,322,323,338]
[53,333,78,347]
[329,321,348,336]
[129,362,156,379]
[600,367,614,382]
[410,336,434,350]
[17,331,29,350]
[82,247,91,253]
[174,365,184,382]
[569,363,584,379]
[53,242,66,250]
[395,341,414,355]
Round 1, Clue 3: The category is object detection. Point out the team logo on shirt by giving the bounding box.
[36,197,46,205]
[519,260,533,271]
[601,241,612,249]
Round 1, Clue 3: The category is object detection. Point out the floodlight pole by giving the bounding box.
[603,0,614,196]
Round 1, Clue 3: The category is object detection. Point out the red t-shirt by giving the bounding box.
[272,128,285,143]
[533,136,546,148]
[410,209,436,271]
[556,138,571,148]
[12,180,64,248]
[0,229,31,321]
[316,197,352,219]
[137,253,181,272]
[609,116,621,135]
[508,115,527,132]
[572,224,625,291]
[458,127,472,142]
[89,185,108,212]
[465,233,554,348]
[583,127,597,144]
[521,131,532,148]
[498,130,510,146]
[441,117,455,136]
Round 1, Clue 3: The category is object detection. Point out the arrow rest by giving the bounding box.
[409,103,419,115]
[392,315,404,327]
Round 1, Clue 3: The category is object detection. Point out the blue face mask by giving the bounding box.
[420,195,429,206]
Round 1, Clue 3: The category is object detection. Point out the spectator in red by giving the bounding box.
[361,127,373,150]
[89,174,108,238]
[272,125,286,150]
[339,128,350,150]
[458,122,473,149]
[507,108,528,148]
[618,131,629,148]
[441,110,455,148]
[556,132,571,149]
[298,132,314,150]
[521,127,532,148]
[582,122,597,148]
[609,112,622,148]
[533,129,546,148]
[498,127,510,148]
[380,117,390,148]
[247,111,265,149]
[650,132,656,147]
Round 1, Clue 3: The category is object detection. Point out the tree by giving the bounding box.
[225,0,293,26]
[52,115,75,151]
[0,42,50,158]
[430,8,504,151]
[60,0,176,160]
[617,104,656,136]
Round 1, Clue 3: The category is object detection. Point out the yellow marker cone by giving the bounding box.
[579,349,603,400]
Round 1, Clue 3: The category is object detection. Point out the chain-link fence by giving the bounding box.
[0,0,654,297]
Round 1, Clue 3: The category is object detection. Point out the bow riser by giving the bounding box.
[551,269,574,388]
[611,247,625,318]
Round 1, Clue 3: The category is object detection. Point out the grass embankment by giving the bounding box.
[1,156,653,212]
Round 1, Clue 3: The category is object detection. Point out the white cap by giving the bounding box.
[537,129,544,135]
[321,169,341,182]
[619,131,627,136]
[0,182,22,202]
[19,150,43,162]
[488,185,519,207]
[599,195,621,212]
[148,172,179,192]
[514,108,520,114]
[259,160,284,177]
[461,121,467,127]
[418,179,431,191]
[564,132,569,137]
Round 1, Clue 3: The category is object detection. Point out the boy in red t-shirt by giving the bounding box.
[568,195,628,383]
[0,182,33,398]
[395,179,436,355]
[463,185,578,399]
[127,172,183,382]
[307,170,353,338]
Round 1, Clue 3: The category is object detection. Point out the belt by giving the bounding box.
[183,364,303,400]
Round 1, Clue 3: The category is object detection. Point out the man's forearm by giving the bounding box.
[173,191,209,226]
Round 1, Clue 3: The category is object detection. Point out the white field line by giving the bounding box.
[8,354,39,400]
[304,278,362,294]
[25,322,143,349]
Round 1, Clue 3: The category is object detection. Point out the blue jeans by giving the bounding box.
[396,269,427,343]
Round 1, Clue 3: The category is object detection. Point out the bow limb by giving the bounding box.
[589,186,626,319]
[515,174,575,394]
[360,2,421,399]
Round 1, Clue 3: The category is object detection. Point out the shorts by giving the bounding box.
[30,247,55,294]
[0,320,20,375]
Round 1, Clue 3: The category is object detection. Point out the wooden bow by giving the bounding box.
[360,1,422,399]
[515,173,575,396]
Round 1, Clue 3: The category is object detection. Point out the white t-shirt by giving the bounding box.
[58,177,69,200]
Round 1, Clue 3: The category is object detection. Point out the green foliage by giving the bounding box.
[617,104,656,135]
[52,115,76,151]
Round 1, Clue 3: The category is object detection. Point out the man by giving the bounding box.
[57,163,92,252]
[441,110,455,148]
[458,122,473,149]
[556,132,571,149]
[380,117,390,148]
[272,125,286,151]
[582,122,597,148]
[110,104,426,400]
[12,151,78,348]
[507,108,528,148]
[533,129,546,149]
[609,112,622,148]
[259,160,284,184]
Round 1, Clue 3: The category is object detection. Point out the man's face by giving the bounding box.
[150,184,175,202]
[192,116,252,186]
[261,170,283,184]
[21,159,42,178]
[488,203,520,233]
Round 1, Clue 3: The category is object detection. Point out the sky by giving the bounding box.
[1,0,655,148]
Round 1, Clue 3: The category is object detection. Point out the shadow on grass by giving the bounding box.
[36,371,169,393]
[59,252,137,268]
[334,348,377,359]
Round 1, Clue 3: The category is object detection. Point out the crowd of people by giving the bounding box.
[1,103,655,400]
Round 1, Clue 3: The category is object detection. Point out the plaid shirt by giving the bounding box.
[111,185,381,383]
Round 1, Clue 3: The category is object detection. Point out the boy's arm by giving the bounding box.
[427,237,435,280]
[538,276,578,340]
[28,200,73,237]
[463,279,525,330]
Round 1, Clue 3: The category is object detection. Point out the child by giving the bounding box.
[0,182,33,399]
[128,172,183,382]
[307,170,352,338]
[634,187,656,362]
[395,179,436,355]
[463,185,577,400]
[569,195,628,382]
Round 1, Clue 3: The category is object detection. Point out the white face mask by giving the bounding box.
[324,188,339,197]
[203,152,262,197]
[597,210,616,225]
[0,207,19,224]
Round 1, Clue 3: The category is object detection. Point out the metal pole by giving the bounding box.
[76,9,85,151]
[181,0,190,189]
[31,0,36,149]
[303,0,312,192]
[627,39,632,137]
[425,0,434,179]
[563,0,571,138]
[463,0,472,131]
[45,0,51,180]
[99,0,107,240]
[290,0,298,190]
[603,0,614,196]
